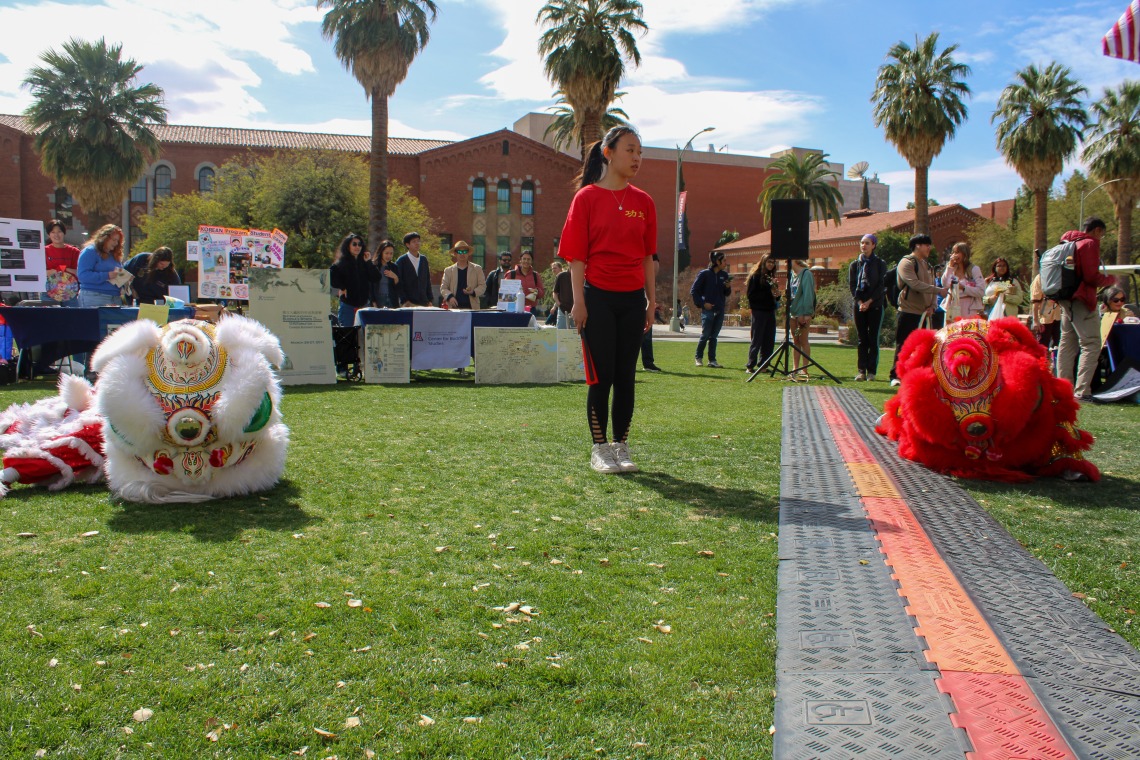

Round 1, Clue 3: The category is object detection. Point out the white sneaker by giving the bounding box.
[890,378,901,387]
[610,441,639,473]
[854,371,867,381]
[707,361,723,368]
[694,358,703,367]
[590,443,622,474]
[868,374,877,382]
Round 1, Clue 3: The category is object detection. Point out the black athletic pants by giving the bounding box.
[582,285,646,445]
[854,304,884,375]
[748,309,776,369]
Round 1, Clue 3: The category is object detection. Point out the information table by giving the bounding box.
[1108,322,1140,366]
[3,305,196,372]
[354,308,534,370]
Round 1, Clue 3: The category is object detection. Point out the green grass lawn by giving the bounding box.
[0,339,1135,759]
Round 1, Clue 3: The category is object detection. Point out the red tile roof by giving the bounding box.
[0,114,450,155]
[715,205,983,252]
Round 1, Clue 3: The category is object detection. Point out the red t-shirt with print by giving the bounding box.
[45,243,81,272]
[558,184,657,291]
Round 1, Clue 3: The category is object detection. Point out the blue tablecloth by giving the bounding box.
[1108,322,1140,365]
[353,308,535,368]
[2,306,196,370]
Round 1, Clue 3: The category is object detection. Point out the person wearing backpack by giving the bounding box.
[1056,217,1116,401]
[889,234,948,386]
[848,234,887,381]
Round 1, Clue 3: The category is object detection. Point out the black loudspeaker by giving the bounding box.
[770,199,810,260]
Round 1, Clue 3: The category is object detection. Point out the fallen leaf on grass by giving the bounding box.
[463,716,482,724]
[347,599,363,608]
[697,551,715,558]
[132,707,154,722]
[417,715,435,727]
[633,741,648,749]
[647,562,665,569]
[654,624,672,634]
[637,637,654,644]
[240,664,249,673]
[80,530,99,537]
[34,751,46,758]
[336,681,346,688]
[206,729,221,742]
[364,750,376,758]
[27,625,43,638]
[1073,592,1087,600]
[314,602,331,609]
[17,532,36,538]
[599,558,611,566]
[48,658,58,668]
[434,546,450,554]
[550,559,563,565]
[292,748,308,756]
[72,683,82,691]
[353,646,372,653]
[303,632,317,642]
[344,716,361,728]
[313,727,336,738]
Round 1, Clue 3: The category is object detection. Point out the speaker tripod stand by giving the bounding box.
[747,259,841,384]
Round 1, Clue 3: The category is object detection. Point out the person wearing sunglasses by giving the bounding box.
[1099,286,1136,323]
[329,232,378,326]
[440,240,486,311]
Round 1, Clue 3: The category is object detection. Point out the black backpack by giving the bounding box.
[885,254,915,308]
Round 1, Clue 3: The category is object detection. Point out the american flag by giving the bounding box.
[1104,0,1140,63]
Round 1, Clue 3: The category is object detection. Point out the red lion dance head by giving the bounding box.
[876,317,1099,482]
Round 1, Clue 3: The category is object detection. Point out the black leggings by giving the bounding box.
[582,285,646,445]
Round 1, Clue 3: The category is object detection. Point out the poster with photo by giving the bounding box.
[197,225,230,300]
[186,240,199,262]
[0,217,47,293]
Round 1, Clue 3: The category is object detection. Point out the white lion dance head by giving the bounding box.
[90,316,289,503]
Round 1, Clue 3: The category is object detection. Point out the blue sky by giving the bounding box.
[1,0,1137,214]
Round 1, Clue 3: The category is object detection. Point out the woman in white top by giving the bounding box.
[941,242,985,320]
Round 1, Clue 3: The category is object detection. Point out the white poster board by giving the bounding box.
[497,278,523,312]
[0,217,47,293]
[473,327,558,384]
[411,310,472,370]
[247,268,336,385]
[362,324,410,383]
[556,327,585,382]
[186,240,200,262]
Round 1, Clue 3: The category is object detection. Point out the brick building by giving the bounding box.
[1,112,890,283]
[713,204,985,302]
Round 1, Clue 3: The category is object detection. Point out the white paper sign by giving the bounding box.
[411,310,472,370]
[362,323,410,383]
[0,217,47,293]
[474,327,558,384]
[247,268,336,385]
[556,327,585,382]
[497,278,523,312]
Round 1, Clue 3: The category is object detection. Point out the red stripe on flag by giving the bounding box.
[1105,0,1140,63]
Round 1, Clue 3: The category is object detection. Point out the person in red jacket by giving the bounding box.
[1057,217,1116,401]
[558,125,657,475]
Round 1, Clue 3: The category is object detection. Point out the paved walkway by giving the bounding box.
[774,386,1140,759]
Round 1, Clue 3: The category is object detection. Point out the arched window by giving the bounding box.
[521,181,535,216]
[154,165,172,199]
[198,166,215,193]
[472,179,486,213]
[502,140,510,156]
[497,180,510,214]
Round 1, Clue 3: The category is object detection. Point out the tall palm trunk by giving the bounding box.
[1033,186,1049,282]
[580,111,602,155]
[914,164,930,234]
[369,89,390,251]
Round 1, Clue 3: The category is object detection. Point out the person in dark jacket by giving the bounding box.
[848,233,887,381]
[395,232,432,306]
[329,232,379,326]
[482,251,513,308]
[367,240,401,308]
[1057,217,1116,400]
[131,247,181,304]
[745,253,780,371]
[690,250,732,367]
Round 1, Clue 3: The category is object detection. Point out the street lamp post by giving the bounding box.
[670,126,715,332]
[1079,177,1126,222]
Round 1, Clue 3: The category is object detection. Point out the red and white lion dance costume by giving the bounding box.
[876,317,1099,483]
[0,316,288,502]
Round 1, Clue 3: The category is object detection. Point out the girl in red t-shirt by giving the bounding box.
[44,219,81,305]
[558,125,657,474]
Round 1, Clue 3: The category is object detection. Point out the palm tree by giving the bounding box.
[22,38,166,229]
[871,32,971,236]
[993,63,1087,280]
[758,151,844,229]
[537,0,646,156]
[544,90,629,153]
[319,0,438,250]
[1083,81,1140,295]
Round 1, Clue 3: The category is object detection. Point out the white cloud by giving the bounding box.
[1011,10,1135,97]
[0,0,321,124]
[880,158,1022,211]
